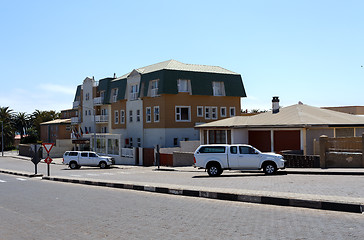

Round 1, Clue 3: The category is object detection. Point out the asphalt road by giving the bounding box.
[1,173,364,240]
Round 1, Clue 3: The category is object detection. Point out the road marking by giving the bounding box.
[70,175,82,177]
[86,174,99,176]
[102,173,114,175]
[0,180,6,183]
[16,178,27,181]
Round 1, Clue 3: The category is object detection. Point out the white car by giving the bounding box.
[194,144,286,177]
[63,151,114,169]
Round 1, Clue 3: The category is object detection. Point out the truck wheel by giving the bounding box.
[99,161,107,169]
[69,162,79,169]
[263,162,277,175]
[207,163,222,177]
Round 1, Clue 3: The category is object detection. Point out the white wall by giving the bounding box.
[144,128,200,148]
[232,129,249,144]
[81,77,95,134]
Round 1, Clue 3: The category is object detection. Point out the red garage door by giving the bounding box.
[248,130,271,152]
[273,130,300,153]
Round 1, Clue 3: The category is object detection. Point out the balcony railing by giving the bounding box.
[95,115,109,123]
[130,92,138,100]
[71,117,81,125]
[73,101,80,109]
[93,97,104,105]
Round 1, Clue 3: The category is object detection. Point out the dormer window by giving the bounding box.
[130,84,139,100]
[111,88,118,102]
[178,79,191,93]
[150,80,159,97]
[212,81,225,96]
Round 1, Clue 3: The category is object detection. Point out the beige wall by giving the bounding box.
[143,93,241,129]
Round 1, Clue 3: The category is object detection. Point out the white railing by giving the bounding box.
[130,92,138,100]
[112,95,117,102]
[151,88,158,97]
[73,101,80,109]
[121,148,134,158]
[71,117,81,124]
[95,115,109,123]
[93,97,103,105]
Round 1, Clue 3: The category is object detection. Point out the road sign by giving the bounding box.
[42,143,54,154]
[44,156,53,164]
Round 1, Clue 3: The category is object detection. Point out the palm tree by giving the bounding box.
[0,106,15,149]
[14,112,30,140]
[30,110,60,140]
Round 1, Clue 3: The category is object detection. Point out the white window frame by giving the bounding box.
[120,110,125,124]
[230,107,236,117]
[220,107,227,117]
[205,107,210,119]
[114,110,119,124]
[212,81,225,96]
[177,79,190,93]
[150,80,159,97]
[154,106,160,122]
[129,110,133,122]
[197,106,203,117]
[112,88,118,102]
[211,107,218,120]
[175,106,191,122]
[146,107,151,123]
[130,84,139,100]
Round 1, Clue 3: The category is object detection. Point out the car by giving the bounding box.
[194,144,286,177]
[63,151,115,169]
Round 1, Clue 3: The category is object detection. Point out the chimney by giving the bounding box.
[272,96,280,114]
[113,73,116,78]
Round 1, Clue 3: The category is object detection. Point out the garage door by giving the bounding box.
[248,130,271,152]
[273,130,300,153]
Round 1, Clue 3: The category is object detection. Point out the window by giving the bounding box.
[108,139,119,155]
[129,110,133,122]
[230,107,236,117]
[178,79,190,93]
[211,107,217,119]
[230,146,237,154]
[85,93,90,101]
[146,107,151,123]
[220,107,227,117]
[130,84,139,100]
[89,152,97,157]
[137,138,141,147]
[208,130,227,144]
[150,80,159,97]
[173,138,178,146]
[111,88,118,102]
[154,106,160,122]
[120,110,125,124]
[199,146,226,153]
[129,138,133,147]
[85,110,88,116]
[239,146,256,154]
[81,152,88,157]
[205,107,210,119]
[114,111,119,124]
[137,109,141,122]
[176,106,191,122]
[212,81,225,96]
[197,106,203,117]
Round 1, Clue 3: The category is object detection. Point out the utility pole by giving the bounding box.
[1,121,3,157]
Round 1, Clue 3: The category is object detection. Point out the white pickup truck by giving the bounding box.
[194,144,285,177]
[63,151,115,169]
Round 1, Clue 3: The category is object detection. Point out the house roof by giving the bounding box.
[40,119,71,125]
[196,104,364,129]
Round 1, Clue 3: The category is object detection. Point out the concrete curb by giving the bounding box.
[0,169,43,178]
[42,176,364,214]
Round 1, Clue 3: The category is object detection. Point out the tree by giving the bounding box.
[0,107,15,150]
[14,112,30,140]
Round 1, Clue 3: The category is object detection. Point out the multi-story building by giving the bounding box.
[71,60,246,161]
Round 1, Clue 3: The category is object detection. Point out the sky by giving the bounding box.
[1,0,363,114]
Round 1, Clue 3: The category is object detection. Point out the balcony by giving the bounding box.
[73,101,80,109]
[95,115,109,123]
[93,97,104,106]
[71,117,81,125]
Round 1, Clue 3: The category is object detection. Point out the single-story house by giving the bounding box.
[195,103,364,155]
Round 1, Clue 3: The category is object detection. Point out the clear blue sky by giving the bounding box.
[1,0,363,114]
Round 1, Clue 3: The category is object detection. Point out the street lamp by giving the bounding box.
[1,121,3,157]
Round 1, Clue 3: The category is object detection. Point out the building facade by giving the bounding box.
[71,60,246,161]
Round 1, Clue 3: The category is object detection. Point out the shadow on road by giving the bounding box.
[192,171,287,178]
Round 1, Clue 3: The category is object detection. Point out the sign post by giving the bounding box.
[42,143,54,176]
[30,144,41,174]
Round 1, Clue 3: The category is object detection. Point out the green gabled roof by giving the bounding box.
[98,77,114,104]
[140,69,246,97]
[110,77,127,101]
[74,85,82,101]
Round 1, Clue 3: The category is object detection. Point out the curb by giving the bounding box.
[42,176,364,214]
[0,169,43,178]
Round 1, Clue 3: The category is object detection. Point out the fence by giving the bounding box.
[320,134,364,168]
[282,154,320,168]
